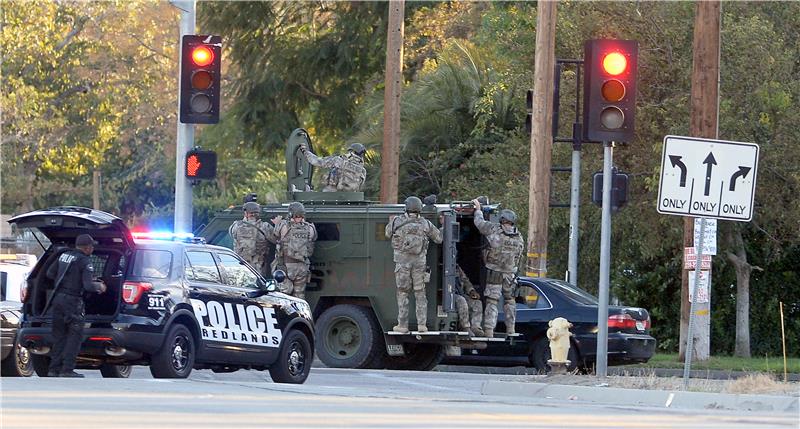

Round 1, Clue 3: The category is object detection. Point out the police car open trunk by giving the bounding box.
[8,207,134,320]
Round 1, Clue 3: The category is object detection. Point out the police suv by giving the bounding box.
[9,207,314,383]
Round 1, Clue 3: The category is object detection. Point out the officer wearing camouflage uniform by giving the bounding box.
[299,142,367,192]
[454,265,485,337]
[385,196,442,333]
[273,202,317,299]
[472,199,525,337]
[229,202,277,276]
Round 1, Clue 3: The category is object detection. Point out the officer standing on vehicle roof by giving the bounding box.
[273,202,317,299]
[385,196,443,333]
[45,234,107,377]
[229,201,280,276]
[471,199,525,337]
[299,142,367,192]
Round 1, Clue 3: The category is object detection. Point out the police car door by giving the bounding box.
[214,251,282,364]
[184,249,249,363]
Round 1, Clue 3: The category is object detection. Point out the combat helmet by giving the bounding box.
[499,209,517,225]
[243,202,261,214]
[348,143,366,158]
[288,201,306,218]
[404,196,423,213]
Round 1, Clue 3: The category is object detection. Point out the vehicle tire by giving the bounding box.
[269,330,312,384]
[530,338,578,374]
[384,343,444,371]
[149,324,195,379]
[1,341,33,377]
[315,304,384,369]
[31,355,51,377]
[100,364,132,378]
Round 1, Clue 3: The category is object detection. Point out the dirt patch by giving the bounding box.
[523,371,800,397]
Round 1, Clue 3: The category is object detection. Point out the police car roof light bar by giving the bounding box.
[131,231,204,243]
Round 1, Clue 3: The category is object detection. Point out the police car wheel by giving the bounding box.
[1,342,33,377]
[530,338,579,374]
[100,364,132,378]
[150,324,195,379]
[269,330,312,384]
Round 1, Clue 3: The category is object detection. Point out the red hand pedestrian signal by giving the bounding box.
[185,150,217,180]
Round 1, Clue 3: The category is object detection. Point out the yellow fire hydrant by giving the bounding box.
[546,317,573,374]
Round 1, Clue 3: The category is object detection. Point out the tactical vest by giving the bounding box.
[280,222,315,262]
[232,221,268,255]
[483,227,525,273]
[390,216,430,256]
[327,155,366,191]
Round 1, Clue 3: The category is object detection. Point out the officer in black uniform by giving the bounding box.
[45,234,107,377]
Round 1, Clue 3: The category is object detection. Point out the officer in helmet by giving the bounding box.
[299,142,367,192]
[385,196,443,333]
[272,202,317,299]
[229,201,280,276]
[471,199,525,337]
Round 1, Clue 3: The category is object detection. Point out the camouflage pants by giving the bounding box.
[279,262,310,300]
[454,294,484,332]
[394,261,428,329]
[483,273,517,334]
[243,253,267,277]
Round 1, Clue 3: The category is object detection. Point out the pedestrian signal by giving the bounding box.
[583,39,638,142]
[185,150,217,180]
[180,35,221,124]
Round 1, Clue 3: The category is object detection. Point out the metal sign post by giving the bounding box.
[683,217,706,389]
[595,141,614,377]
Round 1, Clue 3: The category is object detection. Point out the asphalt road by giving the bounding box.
[1,367,796,429]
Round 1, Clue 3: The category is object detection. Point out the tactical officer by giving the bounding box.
[472,199,525,337]
[385,196,442,333]
[455,265,485,337]
[229,202,279,276]
[299,142,367,192]
[45,234,107,377]
[273,202,317,299]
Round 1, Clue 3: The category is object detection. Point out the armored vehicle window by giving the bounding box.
[208,230,233,249]
[185,251,222,283]
[217,253,259,289]
[314,222,340,241]
[131,250,171,279]
[375,222,389,241]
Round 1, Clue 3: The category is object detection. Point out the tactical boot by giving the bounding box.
[59,371,85,378]
[484,329,494,338]
[470,327,485,337]
[392,325,409,334]
[416,325,428,333]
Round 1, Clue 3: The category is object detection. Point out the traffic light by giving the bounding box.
[525,89,534,135]
[185,149,217,180]
[180,35,221,124]
[592,168,629,211]
[583,39,638,142]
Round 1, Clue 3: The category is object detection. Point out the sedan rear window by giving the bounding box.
[545,279,598,305]
[131,250,172,279]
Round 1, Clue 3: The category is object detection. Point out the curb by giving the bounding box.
[480,380,800,412]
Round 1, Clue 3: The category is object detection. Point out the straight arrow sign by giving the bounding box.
[702,152,716,196]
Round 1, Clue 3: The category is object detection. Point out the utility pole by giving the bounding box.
[380,0,404,204]
[680,0,720,362]
[171,0,196,234]
[526,1,557,279]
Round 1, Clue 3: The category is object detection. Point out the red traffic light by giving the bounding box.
[601,52,627,76]
[191,46,214,67]
[185,149,217,180]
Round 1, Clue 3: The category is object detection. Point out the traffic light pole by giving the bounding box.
[596,141,614,377]
[172,0,196,234]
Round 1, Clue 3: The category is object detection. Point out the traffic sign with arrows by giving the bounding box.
[657,135,759,221]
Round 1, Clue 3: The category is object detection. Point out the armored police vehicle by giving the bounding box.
[200,129,519,371]
[10,207,314,383]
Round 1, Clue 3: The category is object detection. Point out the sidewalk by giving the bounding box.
[480,377,800,412]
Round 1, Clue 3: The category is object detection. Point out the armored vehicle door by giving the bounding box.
[286,128,314,196]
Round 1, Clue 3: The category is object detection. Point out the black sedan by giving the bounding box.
[1,301,33,377]
[448,277,656,372]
